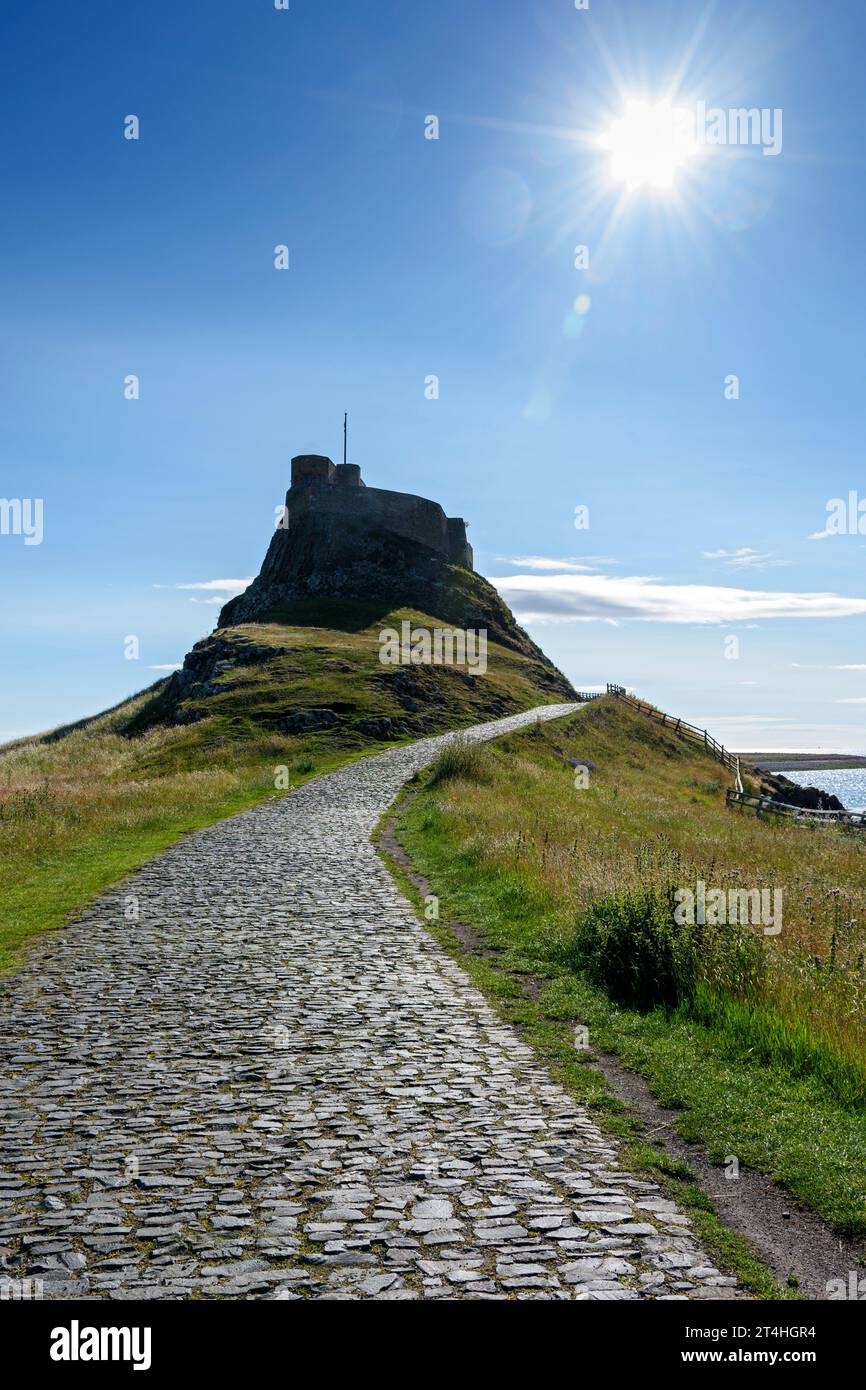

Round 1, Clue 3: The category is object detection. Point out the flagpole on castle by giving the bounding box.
[343,412,347,467]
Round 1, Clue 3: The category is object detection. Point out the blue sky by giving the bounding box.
[2,0,866,750]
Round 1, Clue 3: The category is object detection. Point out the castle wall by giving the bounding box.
[287,480,472,569]
[447,517,473,569]
[333,463,362,487]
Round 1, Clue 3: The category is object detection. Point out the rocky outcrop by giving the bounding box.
[173,636,285,696]
[126,461,577,737]
[218,502,574,694]
[767,777,846,813]
[124,634,292,730]
[280,708,338,734]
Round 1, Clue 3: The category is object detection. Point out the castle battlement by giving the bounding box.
[287,455,473,570]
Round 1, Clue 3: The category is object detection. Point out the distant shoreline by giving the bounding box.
[736,753,866,772]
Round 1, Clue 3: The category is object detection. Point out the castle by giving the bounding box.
[211,448,577,699]
[287,455,473,571]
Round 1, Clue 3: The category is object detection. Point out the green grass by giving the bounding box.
[392,699,866,1241]
[425,736,495,788]
[0,605,568,973]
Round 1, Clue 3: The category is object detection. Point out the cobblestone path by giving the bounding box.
[0,704,741,1300]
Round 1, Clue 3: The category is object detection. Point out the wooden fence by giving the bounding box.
[725,787,866,829]
[605,684,741,780]
[605,684,864,829]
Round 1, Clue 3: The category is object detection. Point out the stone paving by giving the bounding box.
[0,704,742,1300]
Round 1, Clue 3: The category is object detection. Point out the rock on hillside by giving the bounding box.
[218,459,574,694]
[125,460,577,739]
[219,516,564,674]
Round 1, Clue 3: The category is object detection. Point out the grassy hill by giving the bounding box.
[392,696,866,1240]
[0,600,574,973]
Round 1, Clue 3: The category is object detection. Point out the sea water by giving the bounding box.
[779,768,866,813]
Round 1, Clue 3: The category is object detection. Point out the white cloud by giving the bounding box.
[792,662,866,670]
[706,714,866,753]
[506,555,611,573]
[702,547,789,570]
[714,715,800,726]
[161,578,253,606]
[148,663,183,671]
[489,572,866,625]
[835,698,866,705]
[175,579,253,593]
[152,579,252,603]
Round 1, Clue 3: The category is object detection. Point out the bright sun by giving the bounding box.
[599,98,697,192]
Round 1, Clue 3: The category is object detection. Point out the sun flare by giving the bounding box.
[599,98,697,192]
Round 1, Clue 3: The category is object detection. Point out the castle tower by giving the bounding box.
[333,463,363,487]
[290,455,334,488]
[446,517,473,569]
[284,454,473,572]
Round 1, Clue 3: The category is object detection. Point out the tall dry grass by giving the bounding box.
[425,706,866,1105]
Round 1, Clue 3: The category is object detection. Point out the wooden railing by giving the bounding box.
[726,788,866,830]
[604,683,863,830]
[605,683,740,777]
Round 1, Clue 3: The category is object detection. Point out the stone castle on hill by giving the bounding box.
[288,455,474,571]
[142,448,578,733]
[217,450,569,689]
